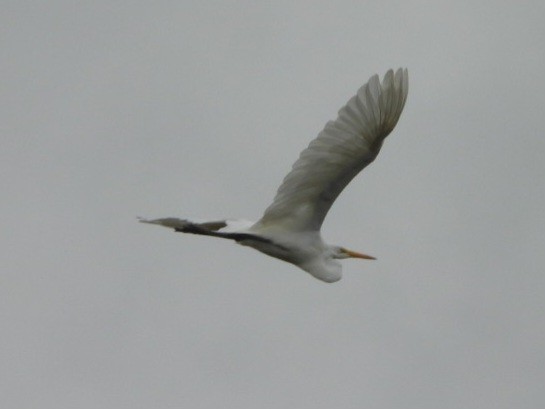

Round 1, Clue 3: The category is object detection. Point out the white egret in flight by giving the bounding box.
[141,68,408,282]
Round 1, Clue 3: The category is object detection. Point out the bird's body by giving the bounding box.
[142,68,409,283]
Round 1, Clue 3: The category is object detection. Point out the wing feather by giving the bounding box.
[254,69,408,232]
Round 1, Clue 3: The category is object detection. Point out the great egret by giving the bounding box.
[142,68,409,282]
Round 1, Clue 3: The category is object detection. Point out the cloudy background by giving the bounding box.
[2,1,545,408]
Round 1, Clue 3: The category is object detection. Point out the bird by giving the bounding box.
[141,68,409,283]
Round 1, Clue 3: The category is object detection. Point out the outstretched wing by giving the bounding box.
[139,217,269,242]
[254,68,408,232]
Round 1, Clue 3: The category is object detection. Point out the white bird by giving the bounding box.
[141,68,409,283]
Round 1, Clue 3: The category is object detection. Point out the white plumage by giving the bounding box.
[142,68,409,283]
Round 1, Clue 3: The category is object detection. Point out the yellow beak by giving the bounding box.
[343,248,376,260]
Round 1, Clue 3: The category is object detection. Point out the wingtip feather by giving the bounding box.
[138,217,190,230]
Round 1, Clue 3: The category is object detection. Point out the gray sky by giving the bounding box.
[2,1,545,408]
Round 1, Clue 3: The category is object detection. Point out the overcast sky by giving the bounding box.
[2,1,545,408]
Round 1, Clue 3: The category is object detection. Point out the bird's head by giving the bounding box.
[331,246,376,260]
